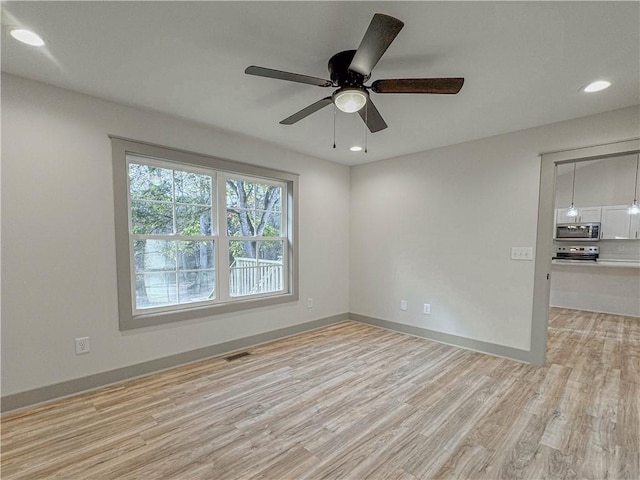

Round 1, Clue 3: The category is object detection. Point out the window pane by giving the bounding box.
[129,163,172,201]
[133,241,215,309]
[174,171,212,205]
[179,271,215,303]
[226,210,260,237]
[135,272,177,309]
[226,179,255,209]
[254,210,282,236]
[227,210,241,237]
[131,200,173,235]
[229,240,283,297]
[176,205,212,235]
[258,240,283,262]
[133,239,176,273]
[226,180,239,208]
[255,183,281,212]
[226,179,283,237]
[229,240,257,297]
[177,241,214,270]
[257,241,284,294]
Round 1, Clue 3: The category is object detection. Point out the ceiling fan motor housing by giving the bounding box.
[328,50,369,86]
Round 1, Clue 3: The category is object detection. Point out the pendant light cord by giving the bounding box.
[570,162,577,205]
[634,154,639,202]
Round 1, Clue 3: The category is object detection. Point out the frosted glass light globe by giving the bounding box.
[566,205,579,217]
[333,89,367,113]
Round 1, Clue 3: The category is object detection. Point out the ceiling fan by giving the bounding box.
[245,13,464,133]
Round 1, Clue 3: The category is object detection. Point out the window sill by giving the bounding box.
[120,292,299,330]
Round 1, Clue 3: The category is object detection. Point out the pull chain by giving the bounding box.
[333,104,336,149]
[364,102,368,153]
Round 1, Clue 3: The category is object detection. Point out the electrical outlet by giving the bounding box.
[307,298,313,309]
[400,300,408,311]
[423,304,431,315]
[511,247,533,261]
[75,337,90,355]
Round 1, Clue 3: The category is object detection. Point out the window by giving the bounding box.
[112,138,298,330]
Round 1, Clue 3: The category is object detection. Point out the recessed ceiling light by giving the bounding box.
[350,146,363,152]
[582,80,611,93]
[9,28,45,47]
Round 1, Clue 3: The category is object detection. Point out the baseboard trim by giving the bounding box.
[549,304,639,318]
[349,313,537,364]
[1,313,348,413]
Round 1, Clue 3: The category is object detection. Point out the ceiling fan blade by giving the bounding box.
[245,66,333,87]
[358,99,387,133]
[372,78,465,94]
[280,97,333,125]
[349,14,405,77]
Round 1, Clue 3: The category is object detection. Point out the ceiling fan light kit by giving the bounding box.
[245,13,464,135]
[333,88,368,113]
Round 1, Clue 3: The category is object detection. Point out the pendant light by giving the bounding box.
[566,162,579,217]
[629,153,640,215]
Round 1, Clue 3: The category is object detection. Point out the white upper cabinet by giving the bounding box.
[556,206,601,224]
[578,207,602,223]
[630,213,640,239]
[601,205,632,239]
[600,205,640,239]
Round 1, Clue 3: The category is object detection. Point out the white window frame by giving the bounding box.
[111,137,299,330]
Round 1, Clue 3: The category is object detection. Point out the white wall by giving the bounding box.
[1,74,350,396]
[555,154,638,208]
[2,72,639,399]
[350,105,640,351]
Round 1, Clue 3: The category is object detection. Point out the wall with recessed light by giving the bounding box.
[350,105,640,352]
[1,73,351,402]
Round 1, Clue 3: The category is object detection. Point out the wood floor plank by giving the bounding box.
[1,308,639,479]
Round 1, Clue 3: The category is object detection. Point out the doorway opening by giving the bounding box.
[532,139,640,365]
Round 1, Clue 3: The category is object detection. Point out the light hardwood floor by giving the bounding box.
[1,308,638,479]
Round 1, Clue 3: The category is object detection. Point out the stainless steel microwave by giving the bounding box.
[555,222,600,241]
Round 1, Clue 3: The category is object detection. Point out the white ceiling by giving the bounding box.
[2,1,639,166]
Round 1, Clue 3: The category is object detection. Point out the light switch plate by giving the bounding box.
[511,247,533,261]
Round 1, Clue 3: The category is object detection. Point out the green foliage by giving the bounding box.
[226,178,282,261]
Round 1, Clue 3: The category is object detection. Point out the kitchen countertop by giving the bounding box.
[552,259,640,269]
